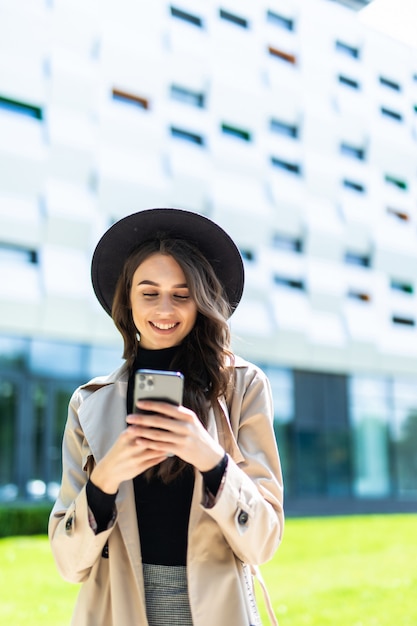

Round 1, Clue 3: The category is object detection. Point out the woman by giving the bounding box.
[49,207,284,626]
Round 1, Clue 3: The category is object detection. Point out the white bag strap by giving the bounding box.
[251,564,279,626]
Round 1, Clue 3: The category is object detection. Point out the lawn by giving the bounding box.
[0,514,416,626]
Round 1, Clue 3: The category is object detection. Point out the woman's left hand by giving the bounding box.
[126,401,224,472]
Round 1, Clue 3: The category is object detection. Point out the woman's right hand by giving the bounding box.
[89,422,168,494]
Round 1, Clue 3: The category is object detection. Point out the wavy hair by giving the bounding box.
[111,237,235,481]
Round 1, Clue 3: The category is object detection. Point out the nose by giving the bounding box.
[157,293,174,314]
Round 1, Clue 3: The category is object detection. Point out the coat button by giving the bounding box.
[65,516,73,532]
[237,510,249,525]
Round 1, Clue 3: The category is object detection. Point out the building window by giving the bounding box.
[338,75,360,89]
[273,233,303,253]
[170,85,205,108]
[335,40,360,59]
[0,244,38,265]
[270,118,299,139]
[170,6,203,28]
[268,46,297,65]
[266,10,294,31]
[381,107,403,121]
[170,126,205,146]
[0,95,43,120]
[274,276,305,290]
[379,76,401,91]
[340,142,366,160]
[390,279,413,295]
[392,315,415,327]
[387,207,409,221]
[271,156,301,175]
[221,123,251,142]
[343,179,365,193]
[112,88,149,110]
[347,289,371,302]
[385,174,407,191]
[345,252,371,267]
[240,249,255,262]
[219,8,248,28]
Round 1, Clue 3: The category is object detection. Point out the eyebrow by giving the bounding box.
[137,280,189,289]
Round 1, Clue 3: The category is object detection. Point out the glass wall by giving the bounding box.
[0,333,416,505]
[348,376,391,497]
[0,334,122,501]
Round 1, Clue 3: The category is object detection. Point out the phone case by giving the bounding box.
[133,369,184,413]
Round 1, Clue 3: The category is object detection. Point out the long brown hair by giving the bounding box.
[112,237,234,481]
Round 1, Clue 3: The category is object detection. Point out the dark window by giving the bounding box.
[170,126,205,146]
[0,244,38,265]
[391,279,414,295]
[273,234,303,253]
[347,289,371,302]
[0,95,42,120]
[170,85,205,108]
[344,252,371,267]
[392,316,415,327]
[381,107,403,121]
[387,207,409,221]
[268,46,297,65]
[266,10,294,31]
[293,371,351,497]
[338,75,360,89]
[340,142,365,160]
[112,89,149,110]
[270,118,299,138]
[335,40,360,59]
[343,179,365,193]
[385,174,407,191]
[219,8,248,28]
[379,76,401,91]
[271,157,301,175]
[240,249,255,262]
[221,123,251,141]
[274,276,305,290]
[170,6,203,27]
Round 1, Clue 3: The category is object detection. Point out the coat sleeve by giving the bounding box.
[48,389,117,583]
[201,365,284,565]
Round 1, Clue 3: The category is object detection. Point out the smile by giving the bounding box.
[150,322,178,330]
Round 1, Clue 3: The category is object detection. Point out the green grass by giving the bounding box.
[0,514,416,626]
[258,514,417,626]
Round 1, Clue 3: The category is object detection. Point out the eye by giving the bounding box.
[174,294,190,300]
[143,292,158,298]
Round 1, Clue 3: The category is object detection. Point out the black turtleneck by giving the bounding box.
[86,346,227,565]
[131,346,194,565]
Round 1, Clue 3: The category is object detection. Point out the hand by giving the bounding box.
[126,401,225,473]
[90,425,169,494]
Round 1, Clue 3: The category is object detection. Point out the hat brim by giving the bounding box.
[91,208,244,317]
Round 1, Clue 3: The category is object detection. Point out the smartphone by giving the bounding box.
[132,369,184,414]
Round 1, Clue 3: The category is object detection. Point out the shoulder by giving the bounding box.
[227,353,268,380]
[70,362,129,407]
[226,354,270,394]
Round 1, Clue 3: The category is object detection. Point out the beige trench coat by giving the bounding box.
[49,356,284,626]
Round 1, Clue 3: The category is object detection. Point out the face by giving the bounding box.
[130,253,198,350]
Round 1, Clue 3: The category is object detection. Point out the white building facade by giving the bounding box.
[0,0,416,512]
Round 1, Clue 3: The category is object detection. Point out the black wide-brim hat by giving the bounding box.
[91,208,245,317]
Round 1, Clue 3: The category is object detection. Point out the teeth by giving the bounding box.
[152,322,177,330]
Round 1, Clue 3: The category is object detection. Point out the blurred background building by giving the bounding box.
[0,0,416,514]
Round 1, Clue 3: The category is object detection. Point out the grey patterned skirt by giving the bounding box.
[142,563,193,626]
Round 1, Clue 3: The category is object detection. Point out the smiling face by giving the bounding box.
[130,252,198,350]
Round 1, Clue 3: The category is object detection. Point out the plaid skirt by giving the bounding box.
[143,563,193,626]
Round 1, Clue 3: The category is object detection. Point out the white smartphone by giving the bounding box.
[133,369,184,414]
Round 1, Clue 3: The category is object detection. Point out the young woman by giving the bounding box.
[49,208,284,626]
